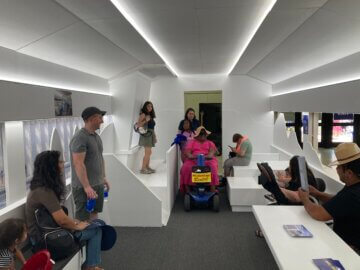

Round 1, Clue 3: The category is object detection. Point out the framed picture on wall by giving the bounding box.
[54,90,73,116]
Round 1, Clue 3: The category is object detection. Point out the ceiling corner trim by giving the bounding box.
[226,0,277,75]
[110,0,179,77]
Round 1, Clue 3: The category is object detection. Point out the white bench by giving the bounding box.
[227,176,267,212]
[252,153,280,161]
[234,160,289,177]
[252,205,360,270]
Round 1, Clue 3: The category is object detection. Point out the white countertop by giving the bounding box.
[252,205,360,270]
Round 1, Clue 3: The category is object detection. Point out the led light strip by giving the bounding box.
[271,76,360,97]
[110,0,179,77]
[226,0,277,75]
[0,77,111,96]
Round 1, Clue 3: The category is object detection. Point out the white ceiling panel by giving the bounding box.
[113,0,275,75]
[231,0,327,75]
[55,0,120,20]
[19,22,141,78]
[248,4,360,84]
[197,1,274,74]
[0,0,79,50]
[138,65,174,78]
[272,51,360,95]
[322,0,360,21]
[56,0,163,64]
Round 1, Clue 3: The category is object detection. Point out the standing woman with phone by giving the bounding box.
[137,101,157,174]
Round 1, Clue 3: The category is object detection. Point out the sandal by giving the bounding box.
[255,229,264,238]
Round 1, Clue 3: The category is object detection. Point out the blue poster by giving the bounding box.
[303,115,308,135]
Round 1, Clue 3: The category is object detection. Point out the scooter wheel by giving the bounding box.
[184,194,191,211]
[212,194,219,212]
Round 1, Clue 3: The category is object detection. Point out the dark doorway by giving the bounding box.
[199,103,222,154]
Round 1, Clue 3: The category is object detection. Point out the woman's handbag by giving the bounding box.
[133,123,152,137]
[34,206,78,261]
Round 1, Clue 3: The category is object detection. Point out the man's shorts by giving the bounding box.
[72,184,104,221]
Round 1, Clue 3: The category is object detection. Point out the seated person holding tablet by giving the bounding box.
[298,143,360,253]
[258,156,317,204]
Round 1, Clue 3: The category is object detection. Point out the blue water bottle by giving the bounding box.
[86,198,95,212]
[197,154,205,166]
[104,185,109,202]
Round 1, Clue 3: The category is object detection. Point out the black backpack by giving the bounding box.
[34,206,78,261]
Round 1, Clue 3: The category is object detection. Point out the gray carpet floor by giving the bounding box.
[101,188,279,270]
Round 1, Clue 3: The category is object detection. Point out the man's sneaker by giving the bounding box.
[140,169,152,174]
[147,167,156,173]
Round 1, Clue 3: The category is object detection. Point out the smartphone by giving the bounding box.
[297,156,309,191]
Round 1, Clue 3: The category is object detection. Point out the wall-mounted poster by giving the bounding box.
[54,90,73,116]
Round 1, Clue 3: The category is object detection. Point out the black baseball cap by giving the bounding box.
[81,106,106,120]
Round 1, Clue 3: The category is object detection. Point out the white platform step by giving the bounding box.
[134,159,167,188]
[134,159,171,226]
[227,176,268,212]
[233,160,289,177]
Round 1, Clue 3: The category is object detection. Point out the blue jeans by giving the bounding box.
[75,227,102,267]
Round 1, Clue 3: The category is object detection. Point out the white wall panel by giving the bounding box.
[0,46,108,94]
[110,73,151,152]
[0,80,111,121]
[149,75,273,159]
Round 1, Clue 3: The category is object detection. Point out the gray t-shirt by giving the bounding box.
[70,128,104,188]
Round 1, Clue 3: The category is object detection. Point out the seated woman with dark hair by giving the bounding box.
[180,126,219,193]
[25,151,103,270]
[259,155,318,204]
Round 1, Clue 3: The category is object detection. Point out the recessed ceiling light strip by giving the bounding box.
[110,0,179,77]
[271,76,360,97]
[226,0,277,75]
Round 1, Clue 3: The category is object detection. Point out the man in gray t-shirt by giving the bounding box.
[70,106,109,221]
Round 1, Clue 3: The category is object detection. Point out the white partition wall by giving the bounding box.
[3,122,26,204]
[166,145,179,214]
[99,122,115,154]
[272,114,344,194]
[103,154,162,227]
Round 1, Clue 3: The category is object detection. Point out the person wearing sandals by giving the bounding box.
[298,143,360,254]
[137,101,157,174]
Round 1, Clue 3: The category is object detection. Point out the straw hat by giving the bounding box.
[194,126,211,137]
[328,142,360,166]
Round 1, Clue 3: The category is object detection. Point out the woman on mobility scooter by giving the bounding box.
[180,126,219,193]
[180,126,219,211]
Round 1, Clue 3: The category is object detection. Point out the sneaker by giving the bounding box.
[140,169,152,174]
[147,167,156,173]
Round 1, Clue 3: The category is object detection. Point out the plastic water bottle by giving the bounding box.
[197,154,205,166]
[86,198,95,212]
[104,186,109,202]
